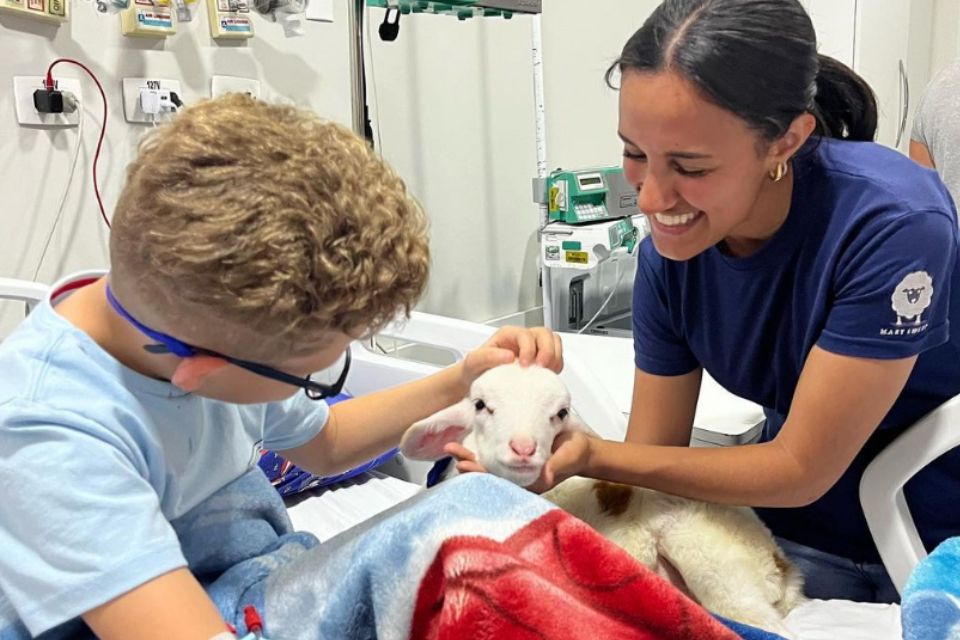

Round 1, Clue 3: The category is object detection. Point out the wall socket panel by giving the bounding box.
[0,0,69,23]
[211,75,261,99]
[122,77,183,124]
[13,76,82,127]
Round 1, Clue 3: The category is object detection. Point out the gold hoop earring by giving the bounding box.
[769,161,789,183]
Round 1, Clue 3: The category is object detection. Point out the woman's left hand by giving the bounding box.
[526,430,594,494]
[460,326,563,388]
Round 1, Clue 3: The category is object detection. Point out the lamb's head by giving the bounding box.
[399,363,589,487]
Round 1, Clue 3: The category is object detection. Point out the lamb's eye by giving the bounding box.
[556,408,569,420]
[474,399,486,412]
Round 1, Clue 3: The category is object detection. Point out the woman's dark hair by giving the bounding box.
[607,0,877,143]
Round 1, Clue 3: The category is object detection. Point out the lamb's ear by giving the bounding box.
[400,398,475,460]
[562,408,600,437]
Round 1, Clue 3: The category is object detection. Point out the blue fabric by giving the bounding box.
[714,616,786,640]
[632,137,960,562]
[0,281,329,637]
[0,469,319,640]
[256,393,399,497]
[425,455,454,487]
[775,536,898,603]
[258,445,399,497]
[902,537,960,639]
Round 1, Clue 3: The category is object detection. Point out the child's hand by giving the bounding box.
[444,442,486,474]
[460,326,563,387]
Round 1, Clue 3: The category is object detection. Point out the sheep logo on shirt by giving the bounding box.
[891,271,933,326]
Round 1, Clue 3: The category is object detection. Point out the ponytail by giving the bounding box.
[811,54,878,141]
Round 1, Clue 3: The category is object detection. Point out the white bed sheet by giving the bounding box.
[285,471,423,543]
[286,477,902,640]
[557,333,767,435]
[785,600,901,639]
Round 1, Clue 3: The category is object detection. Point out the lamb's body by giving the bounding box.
[401,363,805,636]
[545,477,803,634]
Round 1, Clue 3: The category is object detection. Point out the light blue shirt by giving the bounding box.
[0,278,328,636]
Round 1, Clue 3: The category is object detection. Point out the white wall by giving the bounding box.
[365,0,659,324]
[929,0,960,77]
[0,0,352,334]
[1,0,660,336]
[3,0,955,337]
[802,0,856,66]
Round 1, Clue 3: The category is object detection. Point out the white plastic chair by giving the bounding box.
[860,395,960,594]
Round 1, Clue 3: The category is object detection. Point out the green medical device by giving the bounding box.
[545,167,639,225]
[366,0,540,19]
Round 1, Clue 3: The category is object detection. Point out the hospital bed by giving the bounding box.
[0,276,951,639]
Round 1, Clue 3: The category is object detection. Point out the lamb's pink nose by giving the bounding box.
[510,438,537,458]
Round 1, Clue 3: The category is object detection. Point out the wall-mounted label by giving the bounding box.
[218,15,251,31]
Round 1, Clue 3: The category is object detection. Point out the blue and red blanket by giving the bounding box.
[226,471,779,639]
[0,470,783,639]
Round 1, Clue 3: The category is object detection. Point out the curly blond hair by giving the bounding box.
[110,94,429,361]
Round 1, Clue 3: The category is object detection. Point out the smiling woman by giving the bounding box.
[607,0,874,261]
[615,69,809,260]
[533,0,960,605]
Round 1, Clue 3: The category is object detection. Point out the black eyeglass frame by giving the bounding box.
[144,342,353,401]
[218,346,352,401]
[107,281,351,401]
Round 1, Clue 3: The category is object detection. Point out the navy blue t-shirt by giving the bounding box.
[632,137,960,562]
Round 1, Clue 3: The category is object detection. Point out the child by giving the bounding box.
[0,94,561,640]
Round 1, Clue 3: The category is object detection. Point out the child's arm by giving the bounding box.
[83,568,228,640]
[283,326,562,476]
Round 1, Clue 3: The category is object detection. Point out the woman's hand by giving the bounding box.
[444,430,595,494]
[527,431,594,493]
[459,326,563,389]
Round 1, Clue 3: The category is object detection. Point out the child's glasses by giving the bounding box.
[105,283,350,401]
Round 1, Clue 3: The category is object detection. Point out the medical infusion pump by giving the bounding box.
[543,167,639,225]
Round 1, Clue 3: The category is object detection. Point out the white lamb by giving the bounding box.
[400,362,804,636]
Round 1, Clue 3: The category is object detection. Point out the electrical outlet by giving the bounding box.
[122,77,183,124]
[13,76,82,127]
[0,0,70,23]
[211,76,261,99]
[138,87,182,115]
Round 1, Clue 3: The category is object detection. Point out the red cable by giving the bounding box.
[45,58,111,229]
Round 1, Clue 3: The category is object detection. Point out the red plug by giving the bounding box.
[243,605,263,634]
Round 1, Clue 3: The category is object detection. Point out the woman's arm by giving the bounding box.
[550,347,917,507]
[625,367,702,446]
